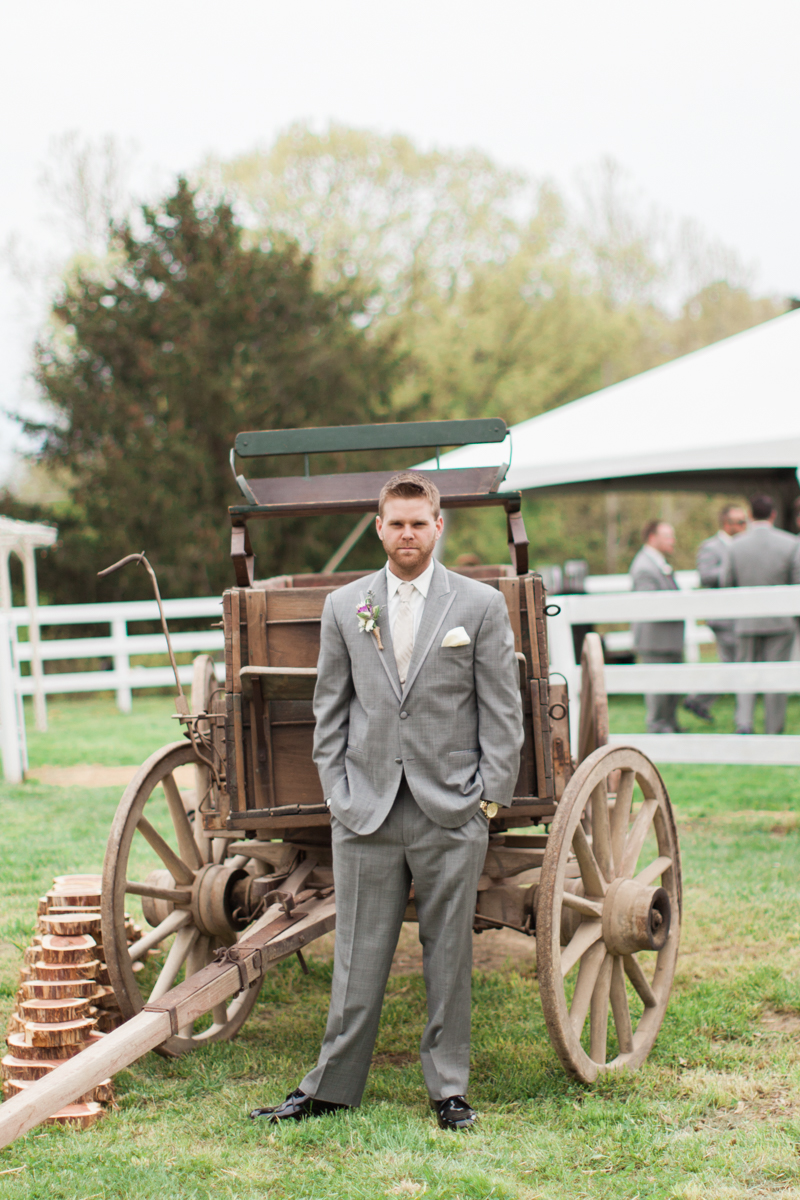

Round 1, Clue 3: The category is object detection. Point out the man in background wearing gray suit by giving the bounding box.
[251,472,523,1131]
[683,503,748,723]
[725,493,800,735]
[630,520,685,734]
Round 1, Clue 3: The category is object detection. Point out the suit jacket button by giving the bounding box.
[395,758,402,764]
[400,711,408,719]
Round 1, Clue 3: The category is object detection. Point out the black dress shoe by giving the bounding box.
[249,1088,348,1123]
[431,1095,477,1131]
[683,698,713,723]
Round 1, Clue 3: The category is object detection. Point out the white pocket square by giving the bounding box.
[441,626,471,648]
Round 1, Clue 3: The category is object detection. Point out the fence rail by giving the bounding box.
[547,583,800,766]
[1,580,799,781]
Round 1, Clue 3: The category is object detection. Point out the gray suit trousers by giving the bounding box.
[686,627,738,711]
[638,651,682,733]
[734,631,795,734]
[300,779,488,1107]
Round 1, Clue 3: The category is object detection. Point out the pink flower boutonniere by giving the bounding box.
[356,591,383,650]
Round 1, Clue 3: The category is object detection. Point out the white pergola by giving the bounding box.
[0,515,58,736]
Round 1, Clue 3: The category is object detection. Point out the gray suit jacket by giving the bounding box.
[312,560,523,836]
[697,532,734,635]
[630,547,684,654]
[724,523,800,635]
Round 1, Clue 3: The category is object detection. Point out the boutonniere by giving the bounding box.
[356,591,383,650]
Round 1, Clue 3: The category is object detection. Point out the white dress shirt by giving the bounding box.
[642,544,673,574]
[385,559,434,640]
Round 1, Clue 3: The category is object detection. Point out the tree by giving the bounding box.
[21,179,401,602]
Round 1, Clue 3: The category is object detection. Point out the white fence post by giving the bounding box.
[112,617,132,714]
[0,613,25,783]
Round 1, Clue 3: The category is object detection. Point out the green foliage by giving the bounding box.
[18,179,401,602]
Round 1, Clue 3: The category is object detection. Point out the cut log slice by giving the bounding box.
[47,890,103,908]
[537,743,681,1083]
[2,1053,64,1080]
[24,1017,96,1047]
[4,1077,114,1105]
[20,997,92,1024]
[39,915,102,938]
[21,979,96,1001]
[43,1101,105,1128]
[39,935,97,963]
[33,961,100,981]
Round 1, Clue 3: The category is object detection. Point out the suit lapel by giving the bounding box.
[366,568,402,702]
[402,561,456,699]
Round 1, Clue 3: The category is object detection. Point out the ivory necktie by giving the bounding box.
[393,581,416,685]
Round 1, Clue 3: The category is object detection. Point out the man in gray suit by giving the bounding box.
[683,503,748,723]
[251,472,523,1130]
[630,520,684,733]
[725,493,800,734]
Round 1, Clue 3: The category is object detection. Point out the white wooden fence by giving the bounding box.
[1,580,799,782]
[547,583,800,766]
[0,598,225,782]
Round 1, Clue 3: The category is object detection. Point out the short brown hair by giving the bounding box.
[378,472,441,519]
[642,519,663,543]
[750,493,775,521]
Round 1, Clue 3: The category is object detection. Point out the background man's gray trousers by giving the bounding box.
[685,627,737,712]
[735,631,795,734]
[300,779,489,1107]
[638,651,683,733]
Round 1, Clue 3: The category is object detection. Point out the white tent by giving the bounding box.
[431,308,800,504]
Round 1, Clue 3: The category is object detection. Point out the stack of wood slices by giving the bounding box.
[2,874,144,1128]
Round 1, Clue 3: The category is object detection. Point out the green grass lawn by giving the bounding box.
[1,694,799,1199]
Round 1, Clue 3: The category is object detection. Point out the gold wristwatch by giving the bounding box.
[480,801,499,819]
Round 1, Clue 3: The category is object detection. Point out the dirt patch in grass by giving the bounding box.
[760,1008,800,1034]
[25,763,195,788]
[307,922,535,976]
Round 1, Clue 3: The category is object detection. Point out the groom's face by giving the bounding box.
[376,496,444,578]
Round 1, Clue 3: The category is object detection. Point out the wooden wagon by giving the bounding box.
[0,419,681,1146]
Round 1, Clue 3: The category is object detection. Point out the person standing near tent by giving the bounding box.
[630,521,685,734]
[683,504,749,723]
[724,493,800,735]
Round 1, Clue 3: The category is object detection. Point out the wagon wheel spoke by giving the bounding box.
[634,855,673,887]
[561,919,603,976]
[609,768,635,868]
[617,798,659,878]
[178,935,211,1037]
[211,1002,229,1027]
[589,951,613,1063]
[609,955,634,1054]
[623,953,657,1009]
[590,779,613,880]
[148,926,199,1003]
[128,909,192,962]
[571,824,607,897]
[162,770,204,871]
[136,815,195,886]
[212,838,229,865]
[568,941,606,1036]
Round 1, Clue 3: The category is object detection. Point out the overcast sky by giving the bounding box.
[2,0,799,480]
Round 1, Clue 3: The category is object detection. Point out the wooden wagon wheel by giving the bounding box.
[537,743,681,1082]
[577,632,609,763]
[101,740,263,1058]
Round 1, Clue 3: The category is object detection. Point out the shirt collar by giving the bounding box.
[386,557,435,598]
[717,529,733,543]
[643,544,672,573]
